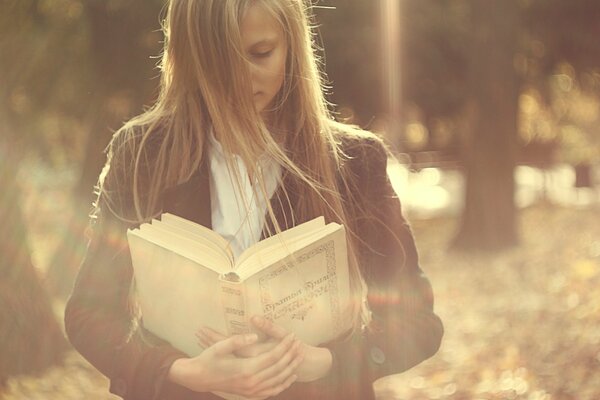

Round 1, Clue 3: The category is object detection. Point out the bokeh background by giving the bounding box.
[1,0,600,399]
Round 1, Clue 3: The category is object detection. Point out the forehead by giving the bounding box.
[240,2,283,46]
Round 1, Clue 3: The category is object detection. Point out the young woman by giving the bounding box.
[65,1,443,399]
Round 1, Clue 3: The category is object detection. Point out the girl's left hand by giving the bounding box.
[197,316,332,383]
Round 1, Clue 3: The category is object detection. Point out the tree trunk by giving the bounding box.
[453,1,520,251]
[44,0,163,298]
[0,136,67,384]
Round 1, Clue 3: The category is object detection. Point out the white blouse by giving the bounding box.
[208,133,282,260]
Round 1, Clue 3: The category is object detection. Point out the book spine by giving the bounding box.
[219,278,249,335]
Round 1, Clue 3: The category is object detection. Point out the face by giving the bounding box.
[240,2,288,116]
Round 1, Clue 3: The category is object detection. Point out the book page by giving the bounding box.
[241,226,352,346]
[235,216,325,269]
[127,231,229,357]
[161,213,234,264]
[144,221,230,273]
[237,223,340,280]
[136,224,229,274]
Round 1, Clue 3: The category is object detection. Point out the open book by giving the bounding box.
[126,213,352,358]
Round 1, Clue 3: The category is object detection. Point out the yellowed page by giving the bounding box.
[241,226,352,346]
[127,230,228,357]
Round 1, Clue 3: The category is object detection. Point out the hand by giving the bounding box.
[200,317,333,383]
[252,316,333,382]
[196,328,284,359]
[168,332,303,398]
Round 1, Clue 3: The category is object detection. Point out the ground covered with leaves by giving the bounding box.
[376,205,600,400]
[2,197,600,399]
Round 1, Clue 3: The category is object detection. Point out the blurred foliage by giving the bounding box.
[398,0,600,163]
[0,144,67,381]
[1,0,89,163]
[316,1,383,126]
[1,0,163,166]
[2,0,600,167]
[376,205,600,399]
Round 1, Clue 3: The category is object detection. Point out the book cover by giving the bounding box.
[127,214,352,358]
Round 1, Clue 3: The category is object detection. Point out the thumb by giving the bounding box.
[213,333,258,356]
[251,316,288,339]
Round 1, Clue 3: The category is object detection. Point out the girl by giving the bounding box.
[65,0,443,399]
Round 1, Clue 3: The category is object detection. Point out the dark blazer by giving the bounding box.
[65,131,443,400]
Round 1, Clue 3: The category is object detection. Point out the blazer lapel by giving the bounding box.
[161,158,212,229]
[160,161,301,236]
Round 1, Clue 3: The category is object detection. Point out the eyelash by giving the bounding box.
[252,50,273,59]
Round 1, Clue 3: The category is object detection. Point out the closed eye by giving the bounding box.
[251,49,274,59]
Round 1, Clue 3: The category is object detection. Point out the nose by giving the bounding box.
[248,62,260,95]
[248,62,258,95]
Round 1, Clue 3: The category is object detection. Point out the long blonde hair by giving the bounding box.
[101,0,371,328]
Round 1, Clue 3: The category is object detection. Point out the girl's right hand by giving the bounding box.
[167,332,303,399]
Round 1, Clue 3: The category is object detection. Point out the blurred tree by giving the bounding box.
[452,0,520,250]
[0,129,67,384]
[400,0,469,151]
[316,0,382,127]
[0,0,90,157]
[0,0,163,296]
[44,0,164,297]
[400,0,600,153]
[0,0,71,380]
[397,0,600,250]
[526,0,600,91]
[523,0,600,168]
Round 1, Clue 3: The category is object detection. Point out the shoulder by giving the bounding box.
[106,123,164,170]
[96,122,169,221]
[327,120,390,176]
[98,122,169,217]
[103,122,167,183]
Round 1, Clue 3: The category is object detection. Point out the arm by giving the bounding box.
[65,137,303,400]
[64,203,188,399]
[324,137,444,387]
[64,140,188,399]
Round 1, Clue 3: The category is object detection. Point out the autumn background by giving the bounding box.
[1,0,600,399]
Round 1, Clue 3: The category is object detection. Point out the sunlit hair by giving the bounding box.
[98,0,377,328]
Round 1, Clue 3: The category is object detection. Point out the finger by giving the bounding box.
[250,343,304,394]
[247,335,298,382]
[198,328,223,347]
[236,340,278,358]
[202,326,228,342]
[235,339,300,398]
[251,316,288,339]
[253,373,297,398]
[195,329,214,347]
[213,333,258,356]
[195,332,210,348]
[251,333,296,371]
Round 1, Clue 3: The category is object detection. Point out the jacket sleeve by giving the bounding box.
[323,137,443,390]
[64,140,188,400]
